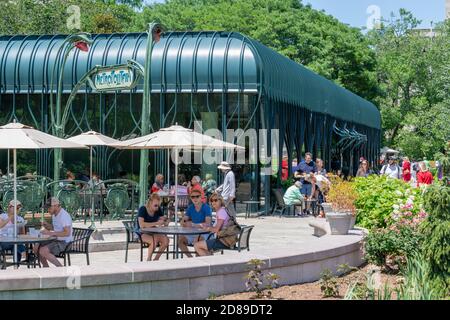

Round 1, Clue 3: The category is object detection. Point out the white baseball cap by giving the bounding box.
[8,199,22,207]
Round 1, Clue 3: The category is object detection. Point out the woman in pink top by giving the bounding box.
[194,193,230,255]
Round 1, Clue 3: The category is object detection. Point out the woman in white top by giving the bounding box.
[0,200,26,262]
[380,157,401,179]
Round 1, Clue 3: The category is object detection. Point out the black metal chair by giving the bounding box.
[271,189,297,217]
[122,220,148,262]
[214,225,255,254]
[122,220,169,262]
[57,227,94,266]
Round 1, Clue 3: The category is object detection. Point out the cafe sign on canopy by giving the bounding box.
[90,64,139,91]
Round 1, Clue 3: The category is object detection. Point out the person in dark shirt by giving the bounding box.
[293,152,316,197]
[137,193,169,261]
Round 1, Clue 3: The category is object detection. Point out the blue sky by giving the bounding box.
[145,0,447,30]
[304,0,446,29]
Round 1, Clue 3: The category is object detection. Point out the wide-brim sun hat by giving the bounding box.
[217,161,231,170]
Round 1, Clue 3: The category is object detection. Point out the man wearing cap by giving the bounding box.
[33,197,73,267]
[380,156,401,179]
[0,200,26,263]
[215,161,236,217]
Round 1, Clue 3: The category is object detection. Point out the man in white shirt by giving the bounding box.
[33,197,73,267]
[215,161,236,217]
[380,156,401,179]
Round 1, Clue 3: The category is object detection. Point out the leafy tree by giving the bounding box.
[368,10,450,158]
[133,0,379,101]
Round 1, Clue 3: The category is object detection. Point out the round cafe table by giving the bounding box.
[0,234,56,268]
[140,226,210,259]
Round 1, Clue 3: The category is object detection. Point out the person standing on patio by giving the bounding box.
[137,193,169,261]
[380,156,401,179]
[293,152,317,198]
[178,189,212,257]
[187,175,206,203]
[34,198,73,267]
[402,157,411,182]
[416,162,434,187]
[0,200,26,263]
[202,173,217,200]
[215,162,236,217]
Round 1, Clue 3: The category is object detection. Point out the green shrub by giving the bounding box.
[364,226,423,270]
[419,183,450,293]
[319,269,340,298]
[354,175,422,229]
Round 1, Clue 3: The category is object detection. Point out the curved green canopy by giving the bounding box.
[0,31,380,129]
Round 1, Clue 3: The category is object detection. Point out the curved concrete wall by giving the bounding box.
[0,234,364,299]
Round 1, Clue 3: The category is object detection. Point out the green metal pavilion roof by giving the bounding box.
[0,31,381,129]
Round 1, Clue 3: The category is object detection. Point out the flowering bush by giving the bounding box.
[364,187,427,271]
[354,175,423,230]
[389,189,427,231]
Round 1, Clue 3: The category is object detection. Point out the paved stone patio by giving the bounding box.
[66,215,360,266]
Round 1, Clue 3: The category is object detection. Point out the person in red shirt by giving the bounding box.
[417,162,433,186]
[281,156,289,181]
[402,156,411,182]
[150,173,165,194]
[187,175,207,203]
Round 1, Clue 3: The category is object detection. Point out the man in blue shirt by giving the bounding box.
[178,189,212,257]
[293,152,316,197]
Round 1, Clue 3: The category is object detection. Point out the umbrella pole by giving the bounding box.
[175,148,178,226]
[89,146,96,229]
[7,149,10,177]
[13,149,18,268]
[167,149,170,189]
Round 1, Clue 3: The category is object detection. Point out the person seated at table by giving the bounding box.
[0,200,26,263]
[33,197,73,268]
[194,193,231,256]
[150,174,165,195]
[137,193,169,261]
[178,189,212,257]
[187,176,206,203]
[283,181,304,216]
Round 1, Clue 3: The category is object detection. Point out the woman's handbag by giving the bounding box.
[216,208,241,248]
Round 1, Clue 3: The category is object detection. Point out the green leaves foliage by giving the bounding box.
[354,175,421,229]
[419,184,450,292]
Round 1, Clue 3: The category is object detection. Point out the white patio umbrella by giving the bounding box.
[0,121,87,266]
[67,131,120,229]
[113,124,244,225]
[380,146,400,154]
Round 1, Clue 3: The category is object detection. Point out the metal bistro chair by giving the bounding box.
[122,220,168,262]
[213,225,255,254]
[122,220,148,263]
[104,183,131,220]
[271,189,299,217]
[56,227,94,266]
[168,195,190,222]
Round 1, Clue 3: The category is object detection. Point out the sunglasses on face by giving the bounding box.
[210,199,219,203]
[190,195,200,199]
